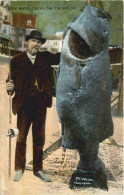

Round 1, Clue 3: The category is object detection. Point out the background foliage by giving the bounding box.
[9,1,123,46]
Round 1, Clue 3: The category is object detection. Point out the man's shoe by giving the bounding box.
[34,171,51,182]
[13,170,23,182]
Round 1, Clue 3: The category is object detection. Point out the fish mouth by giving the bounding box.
[68,29,94,60]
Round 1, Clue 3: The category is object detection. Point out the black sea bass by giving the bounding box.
[56,5,113,189]
[56,5,113,150]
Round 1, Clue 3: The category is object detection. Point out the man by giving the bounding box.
[6,30,60,182]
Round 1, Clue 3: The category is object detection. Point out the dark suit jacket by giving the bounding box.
[8,51,60,115]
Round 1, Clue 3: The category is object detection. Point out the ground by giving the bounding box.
[0,56,123,195]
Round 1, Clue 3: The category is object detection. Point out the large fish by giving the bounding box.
[56,5,113,189]
[56,5,113,151]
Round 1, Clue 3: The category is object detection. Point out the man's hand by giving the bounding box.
[6,80,14,94]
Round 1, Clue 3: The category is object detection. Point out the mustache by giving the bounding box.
[33,47,39,49]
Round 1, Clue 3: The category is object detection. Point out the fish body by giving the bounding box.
[56,5,113,149]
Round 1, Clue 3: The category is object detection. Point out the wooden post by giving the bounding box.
[87,0,104,9]
[117,46,123,115]
[117,68,123,115]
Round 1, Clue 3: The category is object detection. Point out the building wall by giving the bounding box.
[13,13,36,29]
[41,39,62,53]
[11,14,36,50]
[0,6,13,55]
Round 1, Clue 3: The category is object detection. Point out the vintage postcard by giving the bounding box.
[0,0,123,194]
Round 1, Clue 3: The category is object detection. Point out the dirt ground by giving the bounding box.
[0,57,123,195]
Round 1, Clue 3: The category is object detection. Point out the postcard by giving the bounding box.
[0,1,123,195]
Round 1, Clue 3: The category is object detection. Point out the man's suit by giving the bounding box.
[10,51,60,114]
[8,51,60,172]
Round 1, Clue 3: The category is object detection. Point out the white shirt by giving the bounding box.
[27,51,36,65]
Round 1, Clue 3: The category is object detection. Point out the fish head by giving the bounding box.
[68,5,111,57]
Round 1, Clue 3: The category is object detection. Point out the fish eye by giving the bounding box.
[97,10,112,20]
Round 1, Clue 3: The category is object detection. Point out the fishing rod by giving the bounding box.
[5,1,19,178]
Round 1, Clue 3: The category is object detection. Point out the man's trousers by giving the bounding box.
[15,95,47,173]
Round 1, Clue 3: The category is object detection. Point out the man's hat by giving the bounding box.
[25,30,46,44]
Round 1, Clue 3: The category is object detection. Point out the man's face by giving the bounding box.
[27,38,42,55]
